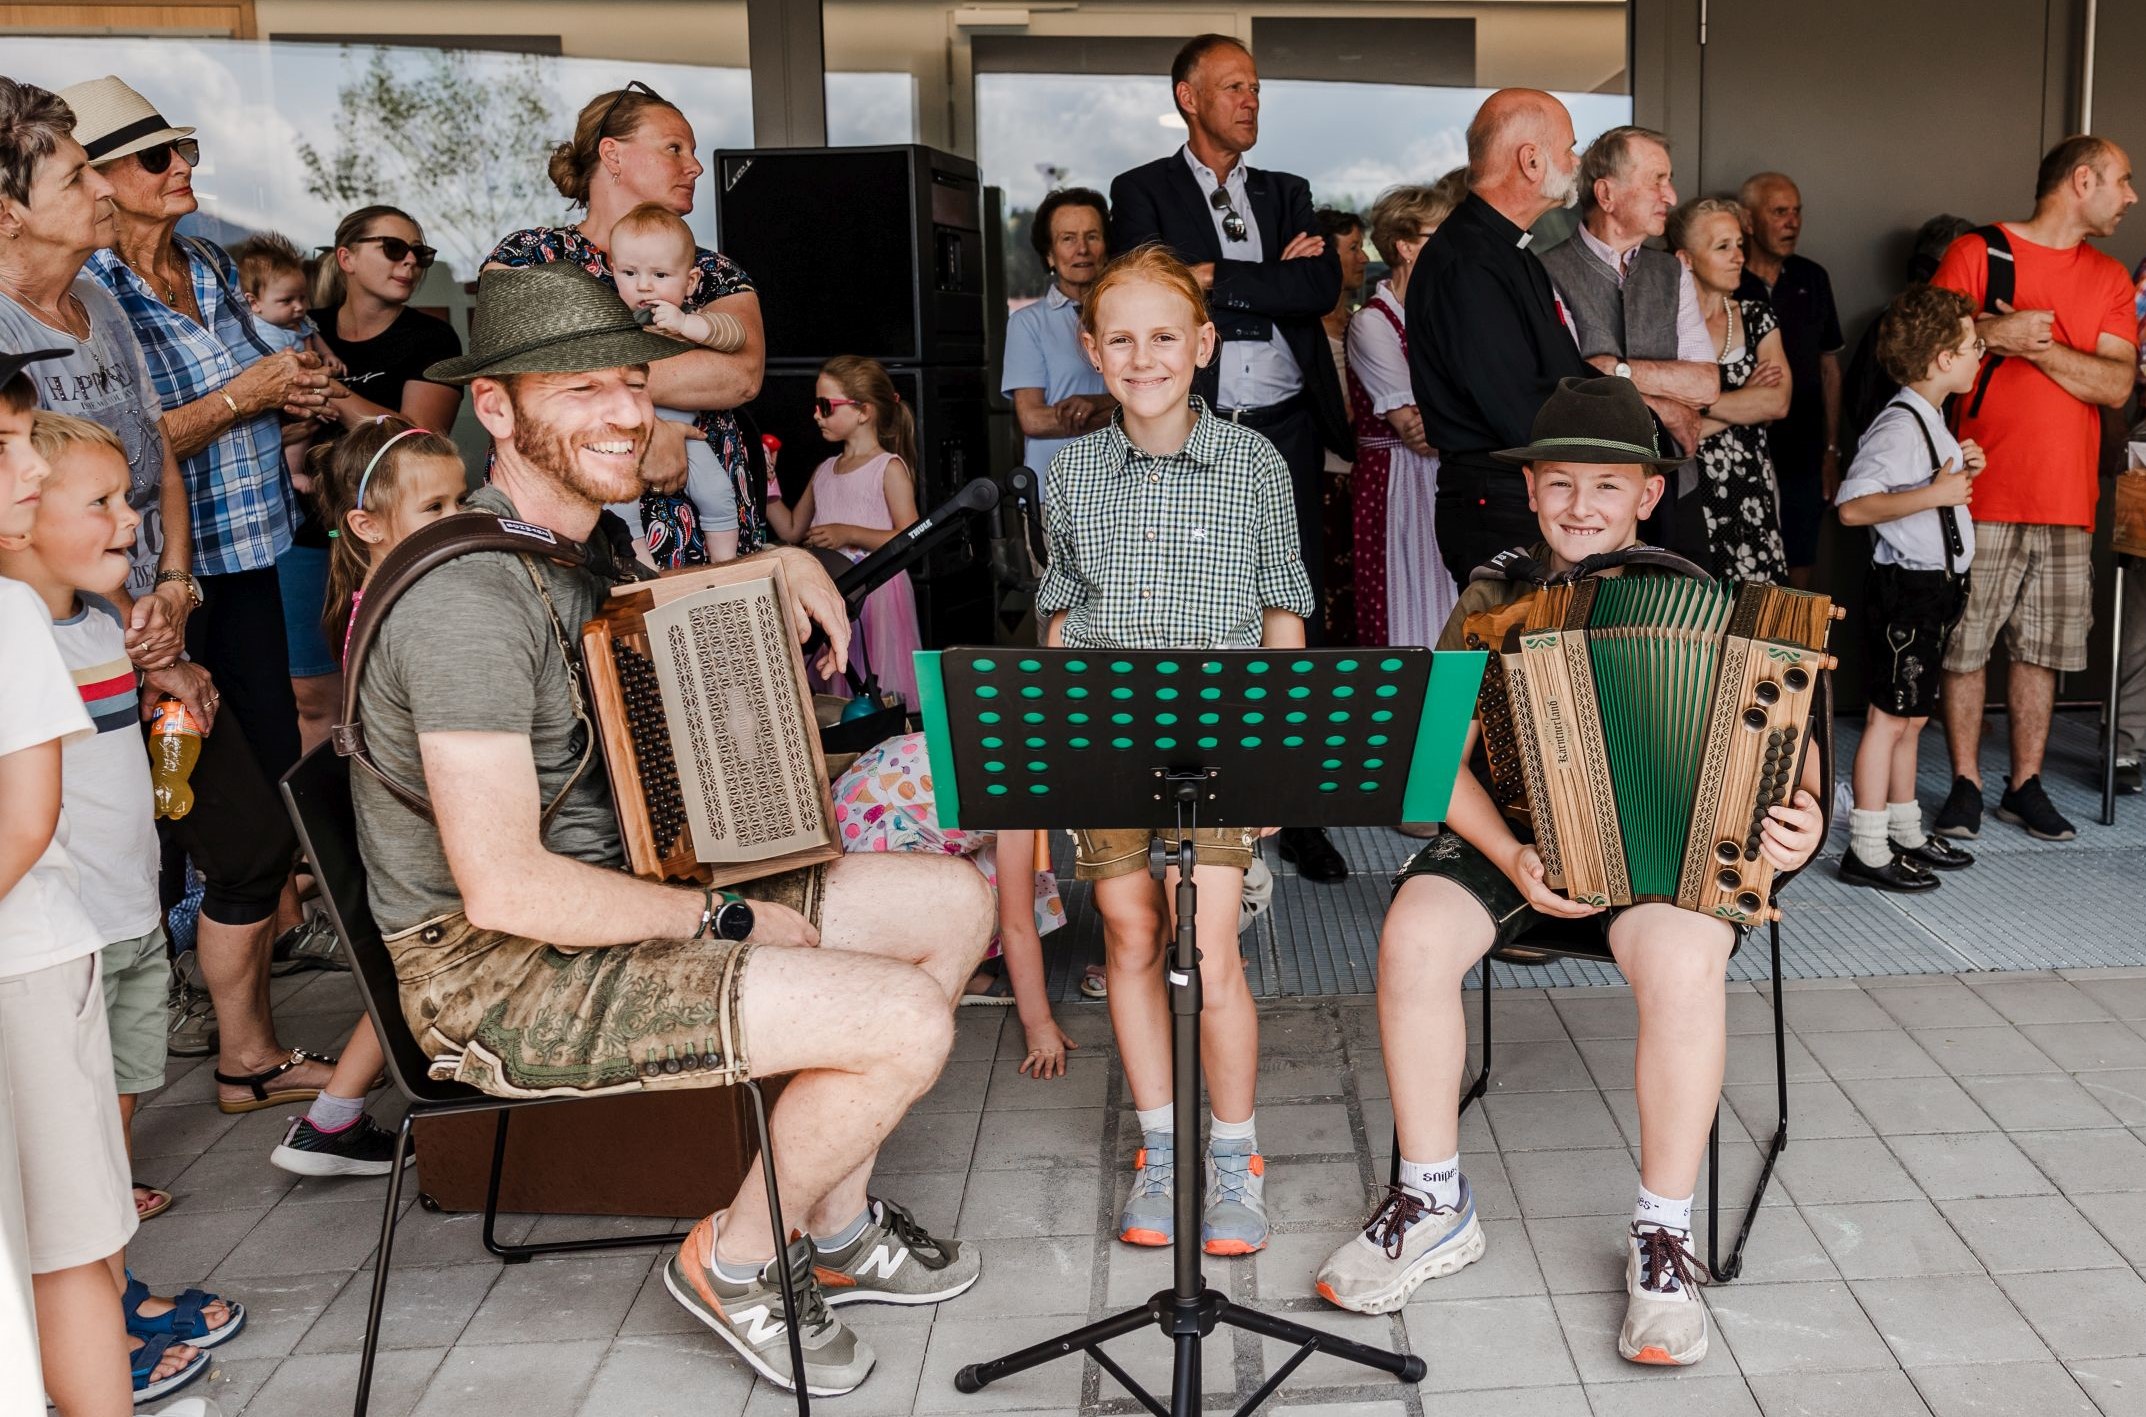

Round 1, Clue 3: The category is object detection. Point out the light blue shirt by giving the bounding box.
[1181,145,1303,410]
[1002,282,1108,480]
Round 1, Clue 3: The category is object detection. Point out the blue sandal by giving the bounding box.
[123,1272,246,1350]
[130,1332,210,1405]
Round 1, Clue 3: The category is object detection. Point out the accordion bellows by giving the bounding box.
[1473,575,1836,925]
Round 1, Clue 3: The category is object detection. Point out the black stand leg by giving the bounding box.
[354,1111,415,1417]
[1709,919,1790,1283]
[957,786,1424,1413]
[480,1109,692,1264]
[742,1079,812,1415]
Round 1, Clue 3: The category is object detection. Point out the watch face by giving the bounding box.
[716,900,755,942]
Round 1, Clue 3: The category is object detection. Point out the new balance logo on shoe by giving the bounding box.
[852,1245,907,1282]
[730,1302,787,1345]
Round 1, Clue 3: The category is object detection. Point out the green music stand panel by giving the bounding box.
[914,648,1484,831]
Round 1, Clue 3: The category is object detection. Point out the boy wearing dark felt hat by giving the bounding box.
[1314,376,1824,1369]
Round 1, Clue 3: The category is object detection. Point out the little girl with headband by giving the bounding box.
[263,416,466,1177]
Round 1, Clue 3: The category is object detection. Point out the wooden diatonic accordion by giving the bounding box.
[1468,576,1837,925]
[581,560,842,886]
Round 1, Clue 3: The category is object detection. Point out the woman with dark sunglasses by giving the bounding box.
[484,81,766,566]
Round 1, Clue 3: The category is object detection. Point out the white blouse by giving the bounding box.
[1345,281,1414,417]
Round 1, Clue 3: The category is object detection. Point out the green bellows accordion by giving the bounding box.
[1471,575,1838,925]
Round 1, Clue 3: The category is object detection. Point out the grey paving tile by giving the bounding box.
[1092,1312,1236,1405]
[1851,1274,2052,1366]
[457,1253,650,1346]
[1586,1375,1763,1416]
[1403,1217,1544,1300]
[1703,1280,1895,1375]
[1886,1132,2058,1200]
[1103,1234,1175,1307]
[1746,1368,1935,1417]
[948,1011,1003,1064]
[876,1173,968,1243]
[1868,982,2009,1031]
[1956,1072,2123,1130]
[1258,1100,1355,1155]
[1723,1032,1827,1087]
[1725,1080,1874,1140]
[1551,1287,1740,1384]
[1400,1294,1580,1391]
[2071,1355,2146,1416]
[914,1060,992,1113]
[1483,992,1587,1041]
[1711,1206,1840,1286]
[1247,1227,1353,1303]
[2077,1069,2146,1124]
[130,1204,263,1281]
[1259,1005,1353,1055]
[1263,1159,1372,1229]
[411,1337,612,1417]
[1268,1403,1416,1417]
[161,1142,305,1214]
[1908,1361,2098,1417]
[1502,1148,1635,1218]
[980,1054,1108,1111]
[1480,1038,1597,1093]
[1939,1194,2127,1274]
[956,1164,1102,1240]
[131,1101,245,1160]
[958,1234,1093,1317]
[1524,1215,1628,1294]
[2010,1128,2146,1195]
[1802,1029,1945,1080]
[2072,976,2146,1019]
[1996,1268,2146,1360]
[1971,981,2115,1026]
[184,1271,348,1362]
[1254,1305,1413,1389]
[1257,1056,1350,1099]
[616,1263,700,1338]
[193,1353,278,1415]
[297,1260,497,1354]
[363,1200,535,1269]
[215,1197,396,1279]
[878,1109,985,1175]
[2019,1022,2146,1072]
[1575,1038,1637,1091]
[1550,991,1639,1040]
[242,1346,447,1417]
[2070,1190,2146,1268]
[1907,1026,2063,1076]
[1779,987,1899,1032]
[1835,1076,1997,1134]
[1727,989,1783,1034]
[581,1334,754,1417]
[1774,1137,1923,1206]
[1482,1089,1625,1152]
[1801,1200,1980,1279]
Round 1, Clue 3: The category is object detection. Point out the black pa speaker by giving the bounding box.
[753,363,993,649]
[712,145,985,365]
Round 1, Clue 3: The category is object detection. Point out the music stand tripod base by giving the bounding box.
[916,648,1481,1415]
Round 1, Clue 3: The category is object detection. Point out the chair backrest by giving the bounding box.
[279,743,479,1106]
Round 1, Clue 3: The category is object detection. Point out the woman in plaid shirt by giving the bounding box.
[1036,245,1314,1258]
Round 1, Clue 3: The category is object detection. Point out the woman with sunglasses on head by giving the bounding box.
[258,205,465,756]
[484,81,764,567]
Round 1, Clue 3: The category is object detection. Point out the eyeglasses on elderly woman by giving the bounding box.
[131,138,200,176]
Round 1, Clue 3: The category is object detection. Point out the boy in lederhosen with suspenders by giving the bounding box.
[1835,285,1987,892]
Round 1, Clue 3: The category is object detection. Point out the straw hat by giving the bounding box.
[56,76,194,165]
[1493,376,1687,469]
[423,265,693,386]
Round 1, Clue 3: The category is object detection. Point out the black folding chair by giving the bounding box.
[279,745,810,1415]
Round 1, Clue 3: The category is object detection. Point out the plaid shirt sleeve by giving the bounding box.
[1032,451,1085,616]
[1252,438,1315,618]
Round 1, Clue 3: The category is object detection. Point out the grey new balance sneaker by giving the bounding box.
[666,1216,875,1395]
[1315,1179,1484,1314]
[1202,1139,1268,1255]
[813,1197,978,1306]
[1619,1224,1709,1366]
[1118,1129,1175,1246]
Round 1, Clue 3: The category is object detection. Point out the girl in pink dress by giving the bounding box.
[766,355,923,707]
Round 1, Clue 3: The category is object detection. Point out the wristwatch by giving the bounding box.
[698,888,755,943]
[153,570,203,609]
[1613,360,1633,380]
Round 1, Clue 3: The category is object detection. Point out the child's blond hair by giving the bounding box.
[612,202,697,262]
[29,409,125,467]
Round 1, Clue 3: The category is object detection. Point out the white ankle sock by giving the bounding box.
[1209,1112,1256,1149]
[1135,1103,1174,1137]
[711,1217,768,1282]
[1398,1153,1463,1210]
[1634,1182,1693,1234]
[1850,808,1892,868]
[305,1091,365,1133]
[1887,800,1927,849]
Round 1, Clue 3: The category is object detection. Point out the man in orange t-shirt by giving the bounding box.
[1929,135,2138,845]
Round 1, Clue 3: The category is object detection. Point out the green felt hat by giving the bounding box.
[423,265,690,386]
[1493,375,1685,469]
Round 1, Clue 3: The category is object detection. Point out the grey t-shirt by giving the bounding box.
[353,485,625,932]
[0,279,170,596]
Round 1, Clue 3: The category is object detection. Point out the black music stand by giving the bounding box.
[914,647,1483,1416]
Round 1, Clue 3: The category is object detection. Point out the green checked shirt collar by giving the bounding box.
[1035,396,1316,649]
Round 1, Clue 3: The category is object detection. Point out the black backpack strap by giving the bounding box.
[330,513,593,821]
[1965,225,2014,418]
[1892,394,1965,577]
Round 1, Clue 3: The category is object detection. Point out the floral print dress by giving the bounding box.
[486,226,764,564]
[831,732,1065,958]
[1697,298,1790,583]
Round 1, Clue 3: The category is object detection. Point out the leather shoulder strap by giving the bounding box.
[330,512,591,820]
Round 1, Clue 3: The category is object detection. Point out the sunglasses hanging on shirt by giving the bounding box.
[135,138,201,175]
[1209,186,1248,243]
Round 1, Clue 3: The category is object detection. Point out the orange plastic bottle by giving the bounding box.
[147,694,204,821]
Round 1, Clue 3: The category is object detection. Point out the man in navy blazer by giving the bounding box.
[1109,32,1355,883]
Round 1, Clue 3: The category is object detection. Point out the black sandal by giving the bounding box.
[214,1047,338,1115]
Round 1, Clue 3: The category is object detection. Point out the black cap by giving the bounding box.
[0,346,68,391]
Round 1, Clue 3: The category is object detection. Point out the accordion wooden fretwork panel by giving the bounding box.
[581,560,842,887]
[1472,575,1837,926]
